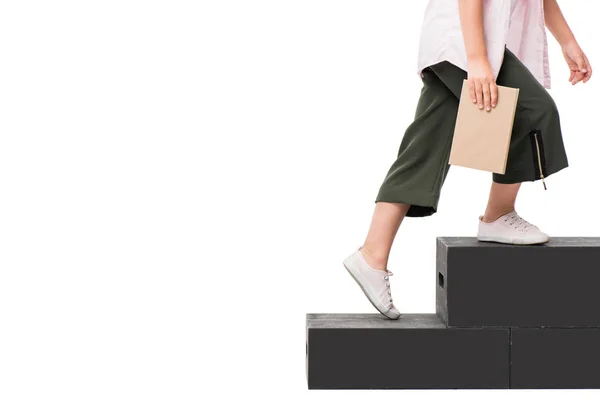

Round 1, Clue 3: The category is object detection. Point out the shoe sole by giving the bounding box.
[477,235,550,245]
[343,262,400,320]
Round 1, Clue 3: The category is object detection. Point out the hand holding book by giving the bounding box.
[466,55,498,112]
[448,80,519,175]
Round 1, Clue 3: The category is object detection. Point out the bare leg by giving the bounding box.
[482,181,521,223]
[360,202,411,271]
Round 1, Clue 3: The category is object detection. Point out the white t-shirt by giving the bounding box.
[417,0,551,88]
[511,0,519,14]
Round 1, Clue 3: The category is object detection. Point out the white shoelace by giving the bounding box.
[383,270,394,308]
[505,213,537,233]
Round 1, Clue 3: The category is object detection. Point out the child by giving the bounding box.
[343,0,592,320]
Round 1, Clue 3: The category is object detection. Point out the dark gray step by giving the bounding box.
[306,313,509,389]
[436,237,600,328]
[511,328,600,389]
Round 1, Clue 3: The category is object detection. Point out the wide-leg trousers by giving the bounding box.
[375,48,569,217]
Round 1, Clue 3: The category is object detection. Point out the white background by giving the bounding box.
[0,1,598,399]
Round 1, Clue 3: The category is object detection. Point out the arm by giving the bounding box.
[544,0,575,46]
[458,0,498,110]
[544,0,592,84]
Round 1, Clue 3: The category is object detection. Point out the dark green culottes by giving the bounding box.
[375,48,569,217]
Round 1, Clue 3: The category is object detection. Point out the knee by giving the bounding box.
[525,90,560,129]
[537,92,560,120]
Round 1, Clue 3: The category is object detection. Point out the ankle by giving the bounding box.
[359,246,388,271]
[482,207,515,223]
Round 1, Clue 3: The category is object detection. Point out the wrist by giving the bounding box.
[467,54,490,65]
[560,37,578,49]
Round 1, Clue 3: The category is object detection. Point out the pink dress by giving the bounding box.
[417,0,551,88]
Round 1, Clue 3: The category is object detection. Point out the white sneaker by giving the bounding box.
[477,210,550,245]
[343,248,400,320]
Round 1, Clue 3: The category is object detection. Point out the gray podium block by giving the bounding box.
[306,313,509,389]
[436,237,600,328]
[511,328,600,388]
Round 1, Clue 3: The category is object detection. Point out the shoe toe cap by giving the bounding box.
[520,230,550,244]
[383,306,401,320]
[536,231,550,243]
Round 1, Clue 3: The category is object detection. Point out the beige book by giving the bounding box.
[448,80,519,175]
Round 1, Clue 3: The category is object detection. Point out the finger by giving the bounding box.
[490,81,498,108]
[572,71,585,85]
[583,54,593,83]
[576,56,587,74]
[569,69,576,82]
[475,81,484,109]
[469,81,477,103]
[482,82,491,111]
